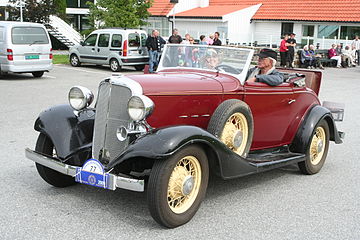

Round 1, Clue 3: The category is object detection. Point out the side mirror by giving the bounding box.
[80,41,85,46]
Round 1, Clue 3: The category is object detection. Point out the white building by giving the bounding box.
[148,0,360,49]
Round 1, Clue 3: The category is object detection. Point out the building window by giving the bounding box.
[281,22,294,37]
[66,0,78,8]
[302,25,314,37]
[340,26,360,39]
[318,25,339,39]
[145,17,170,37]
[81,0,93,8]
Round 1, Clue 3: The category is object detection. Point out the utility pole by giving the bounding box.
[170,0,178,31]
[18,0,25,22]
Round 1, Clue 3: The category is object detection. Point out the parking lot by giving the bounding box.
[0,64,359,239]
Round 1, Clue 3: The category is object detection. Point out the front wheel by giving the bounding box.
[298,119,330,174]
[32,71,44,78]
[35,133,76,187]
[147,145,209,228]
[110,58,121,72]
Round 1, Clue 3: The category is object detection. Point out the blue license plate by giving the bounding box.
[25,55,39,60]
[75,159,112,189]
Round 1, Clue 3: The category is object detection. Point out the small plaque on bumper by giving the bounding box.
[75,159,115,190]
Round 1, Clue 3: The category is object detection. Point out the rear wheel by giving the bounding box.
[35,133,76,187]
[298,119,330,174]
[70,54,81,67]
[134,64,145,71]
[32,71,44,78]
[110,58,121,72]
[147,145,209,228]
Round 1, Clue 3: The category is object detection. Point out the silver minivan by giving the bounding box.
[69,29,149,71]
[0,21,53,78]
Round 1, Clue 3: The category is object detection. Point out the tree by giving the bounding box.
[88,0,153,29]
[6,0,55,23]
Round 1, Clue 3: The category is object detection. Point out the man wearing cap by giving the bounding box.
[246,48,284,86]
[287,33,297,68]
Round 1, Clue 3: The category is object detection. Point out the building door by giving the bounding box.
[281,23,294,37]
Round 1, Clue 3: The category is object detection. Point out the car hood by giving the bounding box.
[127,71,226,95]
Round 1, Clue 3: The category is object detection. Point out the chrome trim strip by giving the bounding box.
[25,148,145,192]
[179,115,188,118]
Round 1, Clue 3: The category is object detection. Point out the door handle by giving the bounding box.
[97,49,100,52]
[288,99,296,104]
[91,48,95,51]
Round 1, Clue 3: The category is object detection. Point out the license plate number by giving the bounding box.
[75,159,112,190]
[25,55,39,60]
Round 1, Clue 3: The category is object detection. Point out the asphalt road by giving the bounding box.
[0,64,359,239]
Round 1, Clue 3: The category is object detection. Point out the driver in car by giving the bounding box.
[203,49,221,69]
[246,48,284,86]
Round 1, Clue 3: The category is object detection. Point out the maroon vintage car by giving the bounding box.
[25,44,344,228]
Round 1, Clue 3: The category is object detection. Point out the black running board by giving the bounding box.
[247,152,305,172]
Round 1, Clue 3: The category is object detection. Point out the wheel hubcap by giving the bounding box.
[111,60,118,70]
[310,126,326,165]
[167,156,201,214]
[71,57,78,65]
[182,176,194,196]
[220,113,248,156]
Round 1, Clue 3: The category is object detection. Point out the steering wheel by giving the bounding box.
[215,64,241,74]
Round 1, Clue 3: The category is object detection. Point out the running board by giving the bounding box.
[247,151,306,172]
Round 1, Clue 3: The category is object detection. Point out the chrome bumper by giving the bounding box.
[25,148,144,192]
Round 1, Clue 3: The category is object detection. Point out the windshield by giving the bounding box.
[158,44,254,83]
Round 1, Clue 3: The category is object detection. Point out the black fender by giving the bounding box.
[290,105,343,154]
[107,125,257,179]
[34,104,95,159]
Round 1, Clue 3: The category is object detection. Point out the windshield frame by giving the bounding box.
[157,44,254,85]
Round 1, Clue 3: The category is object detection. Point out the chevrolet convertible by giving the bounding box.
[25,44,344,228]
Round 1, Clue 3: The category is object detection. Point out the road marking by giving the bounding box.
[55,65,109,75]
[44,75,56,79]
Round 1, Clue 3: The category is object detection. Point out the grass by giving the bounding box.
[53,54,69,64]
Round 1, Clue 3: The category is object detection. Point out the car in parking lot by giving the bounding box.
[26,44,344,228]
[69,28,149,72]
[0,21,53,78]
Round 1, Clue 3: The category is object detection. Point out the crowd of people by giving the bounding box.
[145,28,223,73]
[145,28,360,73]
[281,33,360,69]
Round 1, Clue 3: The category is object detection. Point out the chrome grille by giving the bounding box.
[92,80,132,163]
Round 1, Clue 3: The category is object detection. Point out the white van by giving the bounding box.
[69,29,149,71]
[0,21,53,78]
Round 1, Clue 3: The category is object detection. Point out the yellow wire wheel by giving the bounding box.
[167,155,202,214]
[298,119,330,175]
[147,145,209,228]
[220,112,249,156]
[309,126,326,165]
[207,99,253,158]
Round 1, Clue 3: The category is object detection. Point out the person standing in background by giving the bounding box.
[286,33,296,68]
[279,34,289,67]
[351,35,360,63]
[212,32,222,46]
[168,28,182,44]
[146,29,166,73]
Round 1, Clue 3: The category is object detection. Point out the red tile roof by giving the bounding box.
[210,0,360,22]
[171,5,253,17]
[148,0,174,16]
[149,0,360,22]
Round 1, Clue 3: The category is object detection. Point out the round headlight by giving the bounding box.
[68,86,94,110]
[128,95,154,121]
